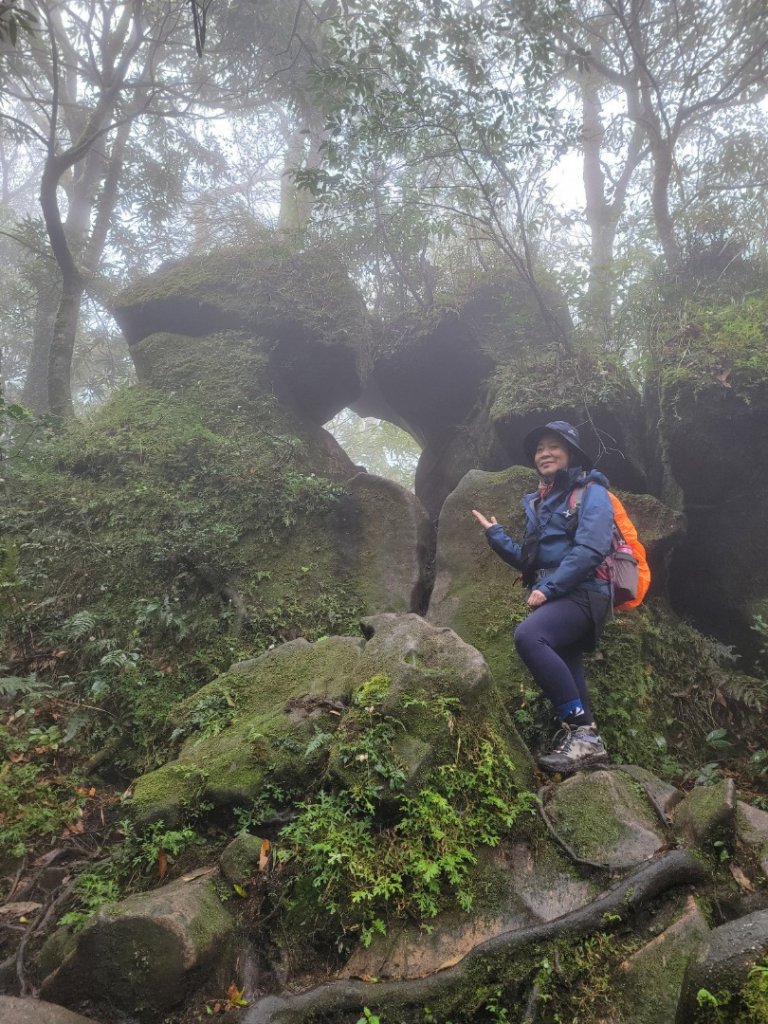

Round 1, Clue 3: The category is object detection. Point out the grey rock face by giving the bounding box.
[736,800,768,878]
[0,997,100,1024]
[676,910,768,1023]
[614,896,710,1024]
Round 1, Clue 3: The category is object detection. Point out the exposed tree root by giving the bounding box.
[244,850,706,1024]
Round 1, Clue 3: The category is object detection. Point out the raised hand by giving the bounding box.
[471,509,497,530]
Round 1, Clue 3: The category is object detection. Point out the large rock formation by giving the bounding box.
[114,243,372,424]
[657,295,768,661]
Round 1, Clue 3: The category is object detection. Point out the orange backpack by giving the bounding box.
[569,486,651,610]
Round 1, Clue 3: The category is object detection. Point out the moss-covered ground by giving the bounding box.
[0,356,365,871]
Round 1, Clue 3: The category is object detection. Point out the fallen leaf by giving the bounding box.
[714,687,728,708]
[157,851,168,879]
[233,883,247,898]
[259,839,271,872]
[730,864,754,893]
[226,983,249,1007]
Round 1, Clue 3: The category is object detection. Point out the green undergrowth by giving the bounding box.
[0,380,363,794]
[583,604,768,780]
[272,674,537,953]
[658,294,768,394]
[489,350,635,424]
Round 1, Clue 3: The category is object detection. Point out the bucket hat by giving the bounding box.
[523,420,594,470]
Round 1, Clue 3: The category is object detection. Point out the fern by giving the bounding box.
[61,611,98,641]
[0,674,49,698]
[721,674,768,714]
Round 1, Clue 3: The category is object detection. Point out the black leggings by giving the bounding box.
[513,595,595,719]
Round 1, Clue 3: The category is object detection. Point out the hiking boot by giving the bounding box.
[537,725,609,775]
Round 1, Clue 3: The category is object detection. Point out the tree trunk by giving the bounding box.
[650,139,683,273]
[21,274,60,414]
[581,66,615,332]
[47,274,85,420]
[39,158,83,420]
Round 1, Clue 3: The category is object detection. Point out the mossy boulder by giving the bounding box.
[220,832,267,886]
[676,910,768,1023]
[325,613,535,795]
[113,242,372,424]
[130,636,364,826]
[426,466,534,697]
[542,769,668,868]
[342,473,432,614]
[38,874,233,1020]
[735,801,768,879]
[615,895,711,1024]
[673,779,737,847]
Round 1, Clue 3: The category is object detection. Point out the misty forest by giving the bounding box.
[2,0,768,1021]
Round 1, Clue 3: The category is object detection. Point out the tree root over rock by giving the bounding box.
[244,850,706,1024]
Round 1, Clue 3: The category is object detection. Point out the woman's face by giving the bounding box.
[534,432,570,477]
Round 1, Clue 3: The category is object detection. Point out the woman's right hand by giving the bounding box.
[472,510,497,530]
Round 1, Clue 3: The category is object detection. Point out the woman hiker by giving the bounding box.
[471,420,614,774]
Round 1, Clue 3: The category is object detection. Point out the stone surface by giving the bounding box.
[131,615,534,825]
[220,833,267,887]
[736,800,768,878]
[331,613,536,795]
[342,473,432,614]
[616,764,685,821]
[113,244,372,424]
[0,997,99,1024]
[614,895,710,1024]
[338,840,596,981]
[660,333,768,663]
[543,770,668,868]
[676,909,768,1023]
[427,466,534,695]
[39,874,233,1018]
[673,779,737,846]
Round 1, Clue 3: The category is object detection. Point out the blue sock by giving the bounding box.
[556,700,591,728]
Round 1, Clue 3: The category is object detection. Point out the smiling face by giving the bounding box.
[534,431,571,478]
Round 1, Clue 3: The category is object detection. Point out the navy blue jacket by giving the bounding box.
[485,467,613,600]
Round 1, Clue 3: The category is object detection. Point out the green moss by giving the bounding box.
[489,352,634,424]
[0,378,365,779]
[115,240,371,354]
[659,294,768,397]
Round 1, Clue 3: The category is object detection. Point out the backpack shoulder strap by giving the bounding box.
[567,479,593,512]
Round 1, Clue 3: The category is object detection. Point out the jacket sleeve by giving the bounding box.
[536,484,613,599]
[484,523,524,569]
